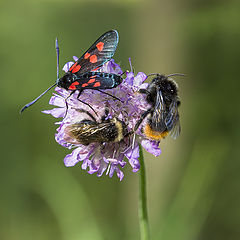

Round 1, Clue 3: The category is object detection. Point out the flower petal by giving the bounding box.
[125,72,134,86]
[115,167,124,181]
[73,56,78,61]
[141,139,161,157]
[42,107,65,118]
[62,61,74,72]
[133,72,148,86]
[64,148,82,167]
[97,161,108,177]
[125,142,140,172]
[49,95,65,107]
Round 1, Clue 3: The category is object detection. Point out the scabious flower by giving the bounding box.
[43,58,161,180]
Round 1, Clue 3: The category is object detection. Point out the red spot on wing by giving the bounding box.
[69,62,77,71]
[93,82,101,87]
[68,81,79,90]
[88,78,95,84]
[90,55,97,63]
[72,65,81,73]
[96,42,104,51]
[82,83,88,87]
[84,52,90,59]
[91,67,99,72]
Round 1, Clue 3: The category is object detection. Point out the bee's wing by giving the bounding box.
[165,100,181,139]
[77,121,109,136]
[151,90,166,132]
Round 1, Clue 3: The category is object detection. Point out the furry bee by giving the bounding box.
[64,108,131,145]
[134,73,182,140]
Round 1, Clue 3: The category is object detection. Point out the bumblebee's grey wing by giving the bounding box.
[165,101,181,139]
[151,90,166,132]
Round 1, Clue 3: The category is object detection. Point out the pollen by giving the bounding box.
[144,124,169,140]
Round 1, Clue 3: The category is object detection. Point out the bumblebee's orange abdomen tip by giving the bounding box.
[144,124,169,140]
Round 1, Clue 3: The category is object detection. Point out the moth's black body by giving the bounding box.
[135,74,181,140]
[64,109,130,145]
[57,71,122,90]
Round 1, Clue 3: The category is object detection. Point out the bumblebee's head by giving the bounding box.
[160,78,178,96]
[57,73,76,89]
[147,74,178,105]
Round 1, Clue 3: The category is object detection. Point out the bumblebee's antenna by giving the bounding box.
[146,73,186,78]
[146,73,160,78]
[167,73,186,78]
[20,39,60,114]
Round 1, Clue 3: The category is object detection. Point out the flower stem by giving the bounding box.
[138,144,150,240]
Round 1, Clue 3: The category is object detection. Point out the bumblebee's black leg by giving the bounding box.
[76,90,98,116]
[134,108,152,131]
[96,89,123,103]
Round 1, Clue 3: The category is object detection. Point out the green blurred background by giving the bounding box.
[1,0,240,239]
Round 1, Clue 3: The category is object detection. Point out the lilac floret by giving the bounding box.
[43,58,161,180]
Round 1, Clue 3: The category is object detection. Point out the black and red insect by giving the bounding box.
[20,30,122,113]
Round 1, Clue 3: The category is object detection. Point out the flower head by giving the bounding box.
[43,58,161,180]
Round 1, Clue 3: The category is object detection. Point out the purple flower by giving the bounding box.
[43,58,161,180]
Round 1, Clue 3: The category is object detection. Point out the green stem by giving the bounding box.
[138,144,150,240]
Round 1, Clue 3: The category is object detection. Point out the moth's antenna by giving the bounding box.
[20,82,57,113]
[56,38,60,80]
[20,38,60,114]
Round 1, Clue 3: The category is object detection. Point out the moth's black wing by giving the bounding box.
[68,30,119,75]
[74,72,122,90]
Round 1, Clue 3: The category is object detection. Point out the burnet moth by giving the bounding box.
[20,30,122,114]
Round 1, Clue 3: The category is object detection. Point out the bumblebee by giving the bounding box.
[64,108,131,145]
[135,73,182,140]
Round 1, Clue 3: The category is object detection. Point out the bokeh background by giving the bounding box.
[1,0,240,239]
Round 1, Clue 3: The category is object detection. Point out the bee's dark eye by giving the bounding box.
[166,82,176,94]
